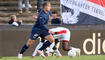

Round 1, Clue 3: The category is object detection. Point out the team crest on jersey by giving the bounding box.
[33,34,38,38]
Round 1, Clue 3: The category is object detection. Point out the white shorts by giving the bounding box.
[53,29,71,42]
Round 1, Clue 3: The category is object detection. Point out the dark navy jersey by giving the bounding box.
[51,18,61,24]
[33,10,51,31]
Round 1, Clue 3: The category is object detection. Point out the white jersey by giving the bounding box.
[50,27,71,42]
[32,27,71,56]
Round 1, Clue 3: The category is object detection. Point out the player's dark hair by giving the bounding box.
[43,2,50,8]
[52,10,58,14]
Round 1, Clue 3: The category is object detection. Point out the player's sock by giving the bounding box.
[39,41,51,51]
[32,42,44,56]
[19,44,29,54]
[46,42,55,54]
[54,50,62,56]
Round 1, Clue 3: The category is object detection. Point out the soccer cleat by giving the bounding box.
[57,55,62,58]
[76,48,81,57]
[32,56,34,58]
[18,54,23,59]
[37,50,46,58]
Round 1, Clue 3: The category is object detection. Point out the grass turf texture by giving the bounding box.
[0,55,105,60]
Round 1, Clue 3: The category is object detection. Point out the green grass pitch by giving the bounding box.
[0,55,105,60]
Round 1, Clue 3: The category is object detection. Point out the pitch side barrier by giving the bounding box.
[0,25,105,56]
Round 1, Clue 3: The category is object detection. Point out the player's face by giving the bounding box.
[46,3,51,11]
[52,14,57,18]
[13,16,17,21]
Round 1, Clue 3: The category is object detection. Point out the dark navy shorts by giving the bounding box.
[29,28,50,40]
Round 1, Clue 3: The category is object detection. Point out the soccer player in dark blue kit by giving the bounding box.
[18,2,55,58]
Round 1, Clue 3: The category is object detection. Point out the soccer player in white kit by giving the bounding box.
[32,27,80,58]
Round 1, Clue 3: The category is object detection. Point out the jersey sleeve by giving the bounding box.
[38,16,49,31]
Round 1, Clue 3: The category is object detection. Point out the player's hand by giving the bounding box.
[19,20,23,23]
[48,30,55,34]
[33,14,37,19]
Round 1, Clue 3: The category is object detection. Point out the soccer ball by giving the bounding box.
[68,50,76,58]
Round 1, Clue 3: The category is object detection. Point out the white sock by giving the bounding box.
[46,42,55,54]
[54,50,62,56]
[32,42,43,56]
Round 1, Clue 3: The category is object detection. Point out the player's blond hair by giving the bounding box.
[10,15,16,20]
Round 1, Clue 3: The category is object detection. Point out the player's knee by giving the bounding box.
[50,36,55,43]
[45,35,55,43]
[27,39,34,47]
[27,42,32,47]
[50,39,54,43]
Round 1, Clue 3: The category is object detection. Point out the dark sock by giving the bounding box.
[39,41,51,51]
[19,44,29,54]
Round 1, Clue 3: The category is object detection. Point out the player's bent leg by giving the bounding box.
[39,35,55,50]
[26,39,35,47]
[32,42,44,57]
[45,34,55,43]
[45,41,55,57]
[38,34,55,51]
[18,39,35,59]
[37,41,52,58]
[37,35,55,58]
